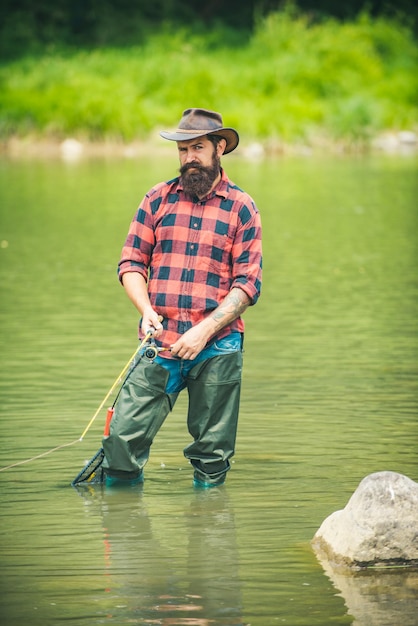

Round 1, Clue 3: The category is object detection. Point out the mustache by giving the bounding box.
[180,162,206,175]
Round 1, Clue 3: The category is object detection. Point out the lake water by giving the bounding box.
[0,151,417,625]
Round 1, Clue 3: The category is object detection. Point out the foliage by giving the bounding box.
[1,0,416,60]
[0,9,416,146]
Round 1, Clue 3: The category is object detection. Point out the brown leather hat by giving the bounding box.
[160,108,239,154]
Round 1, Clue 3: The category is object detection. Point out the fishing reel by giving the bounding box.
[142,340,169,362]
[144,344,159,360]
[142,317,169,362]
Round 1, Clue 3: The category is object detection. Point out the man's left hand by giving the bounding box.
[170,325,210,360]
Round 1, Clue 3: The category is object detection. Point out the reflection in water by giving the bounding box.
[315,552,418,626]
[75,484,243,625]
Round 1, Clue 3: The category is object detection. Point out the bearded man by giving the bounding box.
[102,108,262,488]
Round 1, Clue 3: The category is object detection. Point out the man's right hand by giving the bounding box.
[142,310,163,338]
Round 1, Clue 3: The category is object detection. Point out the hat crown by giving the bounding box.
[160,107,239,154]
[178,108,224,132]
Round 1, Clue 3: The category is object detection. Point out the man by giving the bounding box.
[102,108,262,488]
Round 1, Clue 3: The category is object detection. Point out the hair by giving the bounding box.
[207,134,224,149]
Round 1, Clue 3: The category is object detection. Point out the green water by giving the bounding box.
[0,153,417,625]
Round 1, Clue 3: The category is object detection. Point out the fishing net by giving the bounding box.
[71,448,105,486]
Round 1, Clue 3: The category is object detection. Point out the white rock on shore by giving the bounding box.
[373,131,417,153]
[312,471,418,569]
[60,138,84,161]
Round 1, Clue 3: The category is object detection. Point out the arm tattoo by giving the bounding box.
[210,289,250,327]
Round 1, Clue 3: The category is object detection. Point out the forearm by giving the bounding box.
[199,287,251,341]
[169,287,250,360]
[121,272,162,336]
[170,287,249,359]
[121,272,150,314]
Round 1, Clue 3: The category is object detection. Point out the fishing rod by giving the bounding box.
[79,322,167,440]
[72,321,169,486]
[0,322,165,474]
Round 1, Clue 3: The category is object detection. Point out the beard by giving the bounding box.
[180,152,221,198]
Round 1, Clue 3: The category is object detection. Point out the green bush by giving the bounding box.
[0,10,416,146]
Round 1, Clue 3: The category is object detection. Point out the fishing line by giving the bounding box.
[0,332,154,474]
[0,439,81,472]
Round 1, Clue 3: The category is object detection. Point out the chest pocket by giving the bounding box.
[197,229,234,271]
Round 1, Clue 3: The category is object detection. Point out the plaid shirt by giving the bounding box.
[118,169,262,349]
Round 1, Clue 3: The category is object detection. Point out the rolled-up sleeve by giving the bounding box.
[118,196,155,283]
[230,204,262,304]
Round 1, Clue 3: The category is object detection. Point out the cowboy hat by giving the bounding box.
[160,108,239,154]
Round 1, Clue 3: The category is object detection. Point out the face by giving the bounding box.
[178,136,226,198]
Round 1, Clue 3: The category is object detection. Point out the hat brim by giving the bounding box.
[160,128,239,154]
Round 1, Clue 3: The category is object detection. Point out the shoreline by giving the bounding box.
[1,131,417,161]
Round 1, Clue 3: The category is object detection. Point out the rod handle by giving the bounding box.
[103,407,114,437]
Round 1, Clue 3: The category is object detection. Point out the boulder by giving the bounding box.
[60,138,84,161]
[312,471,418,568]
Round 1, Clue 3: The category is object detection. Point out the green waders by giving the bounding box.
[184,352,242,485]
[102,351,243,484]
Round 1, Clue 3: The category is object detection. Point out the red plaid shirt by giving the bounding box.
[118,169,262,349]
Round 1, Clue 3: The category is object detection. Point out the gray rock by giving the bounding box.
[312,471,418,568]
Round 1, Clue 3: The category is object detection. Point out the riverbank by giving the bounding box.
[2,130,417,162]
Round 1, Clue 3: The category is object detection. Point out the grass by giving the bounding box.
[0,9,417,149]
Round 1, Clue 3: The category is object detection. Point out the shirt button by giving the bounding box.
[193,223,198,228]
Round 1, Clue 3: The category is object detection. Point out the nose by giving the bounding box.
[185,150,196,163]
